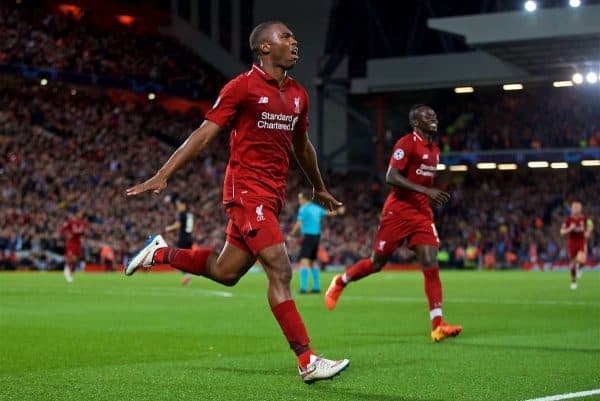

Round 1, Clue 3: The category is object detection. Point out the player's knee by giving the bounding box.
[421,255,437,269]
[214,270,241,286]
[272,267,292,286]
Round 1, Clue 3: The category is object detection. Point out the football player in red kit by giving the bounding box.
[560,201,594,290]
[325,104,462,343]
[124,21,349,383]
[60,211,86,283]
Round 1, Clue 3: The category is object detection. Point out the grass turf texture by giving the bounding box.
[1,271,599,401]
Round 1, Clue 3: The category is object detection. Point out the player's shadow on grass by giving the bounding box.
[207,366,290,377]
[305,388,446,401]
[453,341,600,354]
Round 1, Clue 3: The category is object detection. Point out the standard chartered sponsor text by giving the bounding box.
[416,164,436,177]
[258,112,298,131]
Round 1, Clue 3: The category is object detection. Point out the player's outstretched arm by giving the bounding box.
[291,133,342,211]
[386,166,450,206]
[560,223,575,236]
[126,120,222,196]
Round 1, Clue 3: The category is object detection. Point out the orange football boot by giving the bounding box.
[431,321,462,342]
[325,275,345,310]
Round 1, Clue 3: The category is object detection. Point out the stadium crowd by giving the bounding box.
[383,87,600,151]
[0,4,226,98]
[1,81,598,270]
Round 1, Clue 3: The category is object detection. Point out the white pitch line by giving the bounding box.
[523,389,600,401]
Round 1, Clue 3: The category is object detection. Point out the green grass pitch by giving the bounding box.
[1,270,599,401]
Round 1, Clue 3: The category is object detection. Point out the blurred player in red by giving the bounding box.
[325,105,462,343]
[560,201,594,290]
[124,21,349,383]
[60,210,86,283]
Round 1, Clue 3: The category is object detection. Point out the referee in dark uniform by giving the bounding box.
[165,196,195,285]
[288,192,345,294]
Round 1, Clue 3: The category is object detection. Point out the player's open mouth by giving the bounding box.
[291,48,299,60]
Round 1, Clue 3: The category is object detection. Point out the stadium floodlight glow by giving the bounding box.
[70,89,77,96]
[553,81,573,87]
[550,162,568,169]
[40,78,48,86]
[569,0,581,7]
[585,72,598,84]
[503,83,523,91]
[148,92,156,100]
[454,87,474,94]
[524,0,537,12]
[437,163,447,171]
[572,73,584,84]
[527,161,549,168]
[449,165,468,172]
[497,163,518,170]
[581,159,600,166]
[476,162,497,170]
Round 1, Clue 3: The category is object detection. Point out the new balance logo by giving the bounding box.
[258,96,269,104]
[256,204,265,222]
[423,154,429,160]
[378,240,386,251]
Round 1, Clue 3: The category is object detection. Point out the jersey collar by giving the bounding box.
[413,130,436,148]
[252,64,290,89]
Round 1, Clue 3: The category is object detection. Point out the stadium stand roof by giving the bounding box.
[428,4,600,77]
[352,4,600,93]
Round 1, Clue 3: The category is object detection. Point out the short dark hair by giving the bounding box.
[249,21,281,56]
[408,104,427,125]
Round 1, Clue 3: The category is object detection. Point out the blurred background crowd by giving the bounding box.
[1,80,598,270]
[1,1,598,271]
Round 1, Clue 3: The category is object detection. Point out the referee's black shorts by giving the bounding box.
[177,239,193,249]
[299,234,320,260]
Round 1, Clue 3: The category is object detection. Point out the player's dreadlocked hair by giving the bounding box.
[408,104,428,126]
[249,21,281,56]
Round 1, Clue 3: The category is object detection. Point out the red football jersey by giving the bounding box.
[61,218,86,248]
[562,215,587,242]
[204,65,309,209]
[383,132,440,217]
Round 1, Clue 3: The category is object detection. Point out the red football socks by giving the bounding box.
[271,300,312,364]
[153,247,212,276]
[339,258,378,285]
[423,267,443,330]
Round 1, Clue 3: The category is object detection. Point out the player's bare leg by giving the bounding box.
[414,245,462,342]
[325,252,386,310]
[259,243,349,383]
[125,236,257,285]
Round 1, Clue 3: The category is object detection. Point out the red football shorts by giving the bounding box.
[372,209,440,256]
[567,239,586,260]
[65,244,82,259]
[225,197,284,256]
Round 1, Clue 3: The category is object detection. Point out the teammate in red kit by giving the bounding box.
[60,210,86,283]
[124,21,349,383]
[325,105,462,342]
[560,201,594,290]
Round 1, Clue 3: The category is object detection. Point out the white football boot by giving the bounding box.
[124,234,167,276]
[298,354,350,384]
